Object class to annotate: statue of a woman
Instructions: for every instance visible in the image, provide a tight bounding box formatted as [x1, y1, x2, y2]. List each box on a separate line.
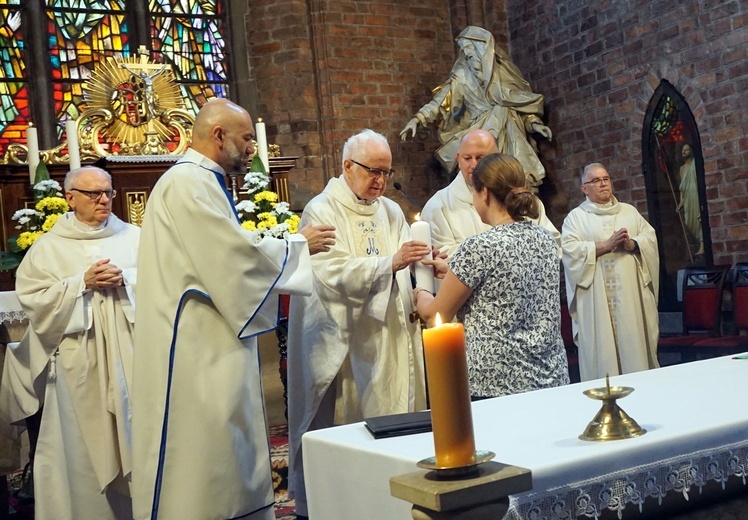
[400, 26, 552, 188]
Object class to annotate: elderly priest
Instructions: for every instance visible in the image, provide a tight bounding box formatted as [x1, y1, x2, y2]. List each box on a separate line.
[3, 166, 139, 519]
[561, 162, 660, 381]
[287, 129, 430, 519]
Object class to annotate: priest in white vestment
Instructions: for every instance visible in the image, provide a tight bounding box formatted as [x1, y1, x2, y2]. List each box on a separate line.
[2, 166, 139, 520]
[287, 130, 429, 518]
[561, 163, 660, 381]
[131, 99, 334, 520]
[421, 129, 560, 260]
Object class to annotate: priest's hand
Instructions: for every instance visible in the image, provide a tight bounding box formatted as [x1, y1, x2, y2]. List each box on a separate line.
[84, 259, 123, 290]
[392, 240, 431, 272]
[596, 228, 628, 256]
[300, 224, 336, 255]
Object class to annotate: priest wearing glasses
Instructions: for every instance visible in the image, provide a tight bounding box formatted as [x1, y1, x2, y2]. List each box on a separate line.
[561, 162, 660, 382]
[287, 129, 430, 519]
[7, 166, 139, 519]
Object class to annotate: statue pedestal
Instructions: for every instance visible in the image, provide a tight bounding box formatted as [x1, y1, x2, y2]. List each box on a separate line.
[390, 461, 532, 520]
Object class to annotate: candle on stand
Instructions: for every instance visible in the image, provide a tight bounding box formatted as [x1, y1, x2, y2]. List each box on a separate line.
[65, 119, 81, 171]
[422, 315, 476, 468]
[410, 216, 435, 294]
[255, 118, 269, 173]
[26, 125, 39, 185]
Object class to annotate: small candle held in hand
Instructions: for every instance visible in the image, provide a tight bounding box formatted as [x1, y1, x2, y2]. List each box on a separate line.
[26, 125, 39, 184]
[422, 314, 476, 468]
[410, 216, 435, 294]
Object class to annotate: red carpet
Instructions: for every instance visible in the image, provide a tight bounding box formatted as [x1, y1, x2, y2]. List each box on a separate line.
[270, 424, 297, 520]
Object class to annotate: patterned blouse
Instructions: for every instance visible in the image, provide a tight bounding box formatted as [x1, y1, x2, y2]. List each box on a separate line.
[451, 220, 569, 397]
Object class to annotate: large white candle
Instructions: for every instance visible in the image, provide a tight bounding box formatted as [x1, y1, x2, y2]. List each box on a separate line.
[26, 125, 39, 184]
[66, 119, 81, 171]
[410, 217, 435, 294]
[255, 118, 269, 173]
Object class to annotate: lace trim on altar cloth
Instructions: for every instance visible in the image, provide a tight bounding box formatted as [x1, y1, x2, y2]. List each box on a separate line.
[0, 310, 26, 324]
[505, 441, 748, 520]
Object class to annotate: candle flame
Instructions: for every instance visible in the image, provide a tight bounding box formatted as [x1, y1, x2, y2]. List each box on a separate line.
[415, 212, 421, 221]
[434, 313, 443, 327]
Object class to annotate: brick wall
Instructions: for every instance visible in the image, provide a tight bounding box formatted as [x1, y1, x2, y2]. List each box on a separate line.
[244, 0, 324, 198]
[244, 0, 461, 213]
[507, 0, 748, 266]
[243, 0, 746, 265]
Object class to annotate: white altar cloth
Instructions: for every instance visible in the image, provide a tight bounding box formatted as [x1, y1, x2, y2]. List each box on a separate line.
[0, 291, 25, 324]
[302, 355, 748, 519]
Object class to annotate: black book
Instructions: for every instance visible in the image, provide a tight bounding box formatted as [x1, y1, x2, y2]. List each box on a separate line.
[364, 411, 432, 439]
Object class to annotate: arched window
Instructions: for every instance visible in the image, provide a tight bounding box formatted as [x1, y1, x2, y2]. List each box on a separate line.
[0, 0, 230, 155]
[642, 79, 711, 311]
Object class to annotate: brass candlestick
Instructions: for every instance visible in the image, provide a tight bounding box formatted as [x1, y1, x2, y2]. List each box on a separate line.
[579, 374, 646, 442]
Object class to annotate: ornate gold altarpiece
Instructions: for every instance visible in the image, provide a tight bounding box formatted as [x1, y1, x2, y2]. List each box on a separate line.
[0, 47, 297, 290]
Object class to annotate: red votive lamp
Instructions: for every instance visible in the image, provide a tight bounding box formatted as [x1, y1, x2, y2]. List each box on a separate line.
[422, 314, 476, 467]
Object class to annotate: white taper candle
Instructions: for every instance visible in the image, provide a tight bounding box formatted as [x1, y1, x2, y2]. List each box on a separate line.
[255, 118, 269, 173]
[410, 217, 435, 294]
[26, 125, 39, 185]
[66, 119, 81, 171]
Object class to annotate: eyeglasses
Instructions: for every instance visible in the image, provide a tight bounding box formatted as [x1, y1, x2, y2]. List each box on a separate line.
[70, 188, 117, 201]
[350, 159, 395, 180]
[583, 177, 611, 186]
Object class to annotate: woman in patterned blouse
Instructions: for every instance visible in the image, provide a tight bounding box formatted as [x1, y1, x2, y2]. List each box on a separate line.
[415, 153, 569, 398]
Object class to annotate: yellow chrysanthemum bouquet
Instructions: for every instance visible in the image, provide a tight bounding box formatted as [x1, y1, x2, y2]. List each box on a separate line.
[0, 164, 69, 270]
[236, 160, 300, 242]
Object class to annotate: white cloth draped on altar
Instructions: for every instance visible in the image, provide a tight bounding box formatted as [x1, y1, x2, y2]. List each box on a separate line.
[302, 355, 748, 520]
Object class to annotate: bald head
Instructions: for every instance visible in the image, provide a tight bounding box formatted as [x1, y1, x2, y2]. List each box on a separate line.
[191, 98, 256, 174]
[456, 129, 498, 184]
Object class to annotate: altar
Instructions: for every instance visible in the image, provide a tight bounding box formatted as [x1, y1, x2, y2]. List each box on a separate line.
[302, 355, 748, 519]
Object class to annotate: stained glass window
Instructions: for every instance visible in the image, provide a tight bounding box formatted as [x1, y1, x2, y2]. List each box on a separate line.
[0, 1, 27, 153]
[643, 80, 710, 311]
[148, 0, 229, 114]
[0, 0, 229, 157]
[45, 0, 130, 137]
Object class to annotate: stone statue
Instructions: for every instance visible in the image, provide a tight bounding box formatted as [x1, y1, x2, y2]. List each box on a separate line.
[676, 143, 703, 256]
[400, 26, 552, 188]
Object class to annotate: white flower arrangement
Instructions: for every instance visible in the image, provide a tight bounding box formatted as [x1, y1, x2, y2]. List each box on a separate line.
[237, 171, 299, 242]
[1, 178, 69, 270]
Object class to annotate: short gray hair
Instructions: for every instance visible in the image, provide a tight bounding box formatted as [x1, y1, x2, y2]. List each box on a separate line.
[341, 129, 389, 169]
[581, 162, 606, 184]
[64, 166, 112, 191]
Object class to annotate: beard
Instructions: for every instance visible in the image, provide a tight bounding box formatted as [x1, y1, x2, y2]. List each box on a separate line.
[224, 139, 248, 175]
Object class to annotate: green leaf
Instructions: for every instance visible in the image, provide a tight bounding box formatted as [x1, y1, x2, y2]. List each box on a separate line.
[248, 154, 266, 174]
[34, 160, 50, 184]
[0, 251, 22, 271]
[7, 235, 23, 254]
